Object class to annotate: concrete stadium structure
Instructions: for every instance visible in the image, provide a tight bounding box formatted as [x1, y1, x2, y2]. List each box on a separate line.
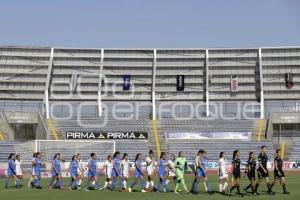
[0, 46, 300, 163]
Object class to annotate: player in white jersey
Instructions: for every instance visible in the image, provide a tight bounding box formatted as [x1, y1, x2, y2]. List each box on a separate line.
[166, 154, 176, 187]
[15, 154, 23, 179]
[99, 155, 113, 190]
[121, 153, 130, 191]
[28, 153, 36, 187]
[218, 152, 229, 193]
[145, 150, 155, 191]
[76, 154, 84, 187]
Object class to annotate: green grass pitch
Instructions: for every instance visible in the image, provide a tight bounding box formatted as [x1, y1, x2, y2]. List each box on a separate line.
[0, 172, 299, 200]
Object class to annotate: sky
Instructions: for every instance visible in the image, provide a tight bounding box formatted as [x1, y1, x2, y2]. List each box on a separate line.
[0, 0, 299, 48]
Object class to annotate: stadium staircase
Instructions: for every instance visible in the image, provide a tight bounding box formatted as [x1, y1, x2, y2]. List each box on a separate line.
[0, 111, 14, 140]
[148, 119, 169, 159]
[47, 118, 63, 140]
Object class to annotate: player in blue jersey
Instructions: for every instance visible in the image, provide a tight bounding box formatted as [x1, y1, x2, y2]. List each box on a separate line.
[129, 153, 147, 193]
[155, 152, 170, 193]
[191, 150, 212, 194]
[111, 151, 123, 191]
[85, 153, 100, 190]
[48, 153, 64, 190]
[32, 152, 42, 189]
[68, 155, 80, 190]
[4, 153, 21, 188]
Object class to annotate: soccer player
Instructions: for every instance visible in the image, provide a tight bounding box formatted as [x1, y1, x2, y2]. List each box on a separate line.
[129, 153, 147, 193]
[174, 151, 189, 194]
[68, 155, 80, 190]
[99, 154, 113, 190]
[121, 153, 130, 191]
[145, 150, 155, 191]
[166, 154, 176, 188]
[244, 152, 257, 196]
[28, 153, 36, 187]
[111, 151, 122, 191]
[270, 149, 290, 194]
[85, 153, 100, 190]
[15, 154, 23, 180]
[256, 145, 273, 195]
[229, 150, 243, 196]
[191, 150, 212, 194]
[49, 153, 64, 190]
[155, 152, 170, 193]
[76, 153, 84, 187]
[4, 153, 20, 188]
[32, 152, 42, 189]
[218, 152, 229, 194]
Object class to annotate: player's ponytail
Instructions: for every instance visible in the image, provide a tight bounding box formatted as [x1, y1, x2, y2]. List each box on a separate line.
[72, 155, 76, 161]
[113, 151, 120, 158]
[219, 152, 224, 158]
[233, 150, 238, 160]
[135, 153, 141, 161]
[8, 153, 14, 160]
[160, 152, 166, 159]
[248, 152, 253, 160]
[122, 153, 128, 160]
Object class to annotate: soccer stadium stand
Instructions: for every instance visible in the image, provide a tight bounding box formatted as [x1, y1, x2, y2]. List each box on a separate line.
[0, 45, 300, 167]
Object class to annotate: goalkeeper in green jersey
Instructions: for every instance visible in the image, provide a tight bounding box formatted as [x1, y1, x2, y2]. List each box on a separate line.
[174, 151, 189, 194]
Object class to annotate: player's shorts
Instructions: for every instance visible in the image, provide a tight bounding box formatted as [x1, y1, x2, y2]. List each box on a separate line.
[274, 170, 285, 179]
[70, 172, 79, 177]
[134, 170, 143, 178]
[232, 171, 241, 179]
[88, 171, 96, 178]
[168, 171, 176, 177]
[257, 168, 269, 178]
[247, 173, 255, 181]
[146, 167, 154, 176]
[195, 168, 206, 177]
[7, 170, 15, 177]
[111, 169, 121, 177]
[51, 170, 61, 177]
[219, 172, 228, 179]
[34, 169, 41, 177]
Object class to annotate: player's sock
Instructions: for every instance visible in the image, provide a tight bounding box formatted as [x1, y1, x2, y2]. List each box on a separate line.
[103, 181, 108, 188]
[78, 179, 82, 186]
[95, 181, 100, 189]
[150, 180, 154, 188]
[219, 183, 223, 192]
[28, 177, 33, 187]
[223, 182, 228, 191]
[111, 178, 116, 190]
[181, 179, 188, 191]
[166, 179, 170, 186]
[145, 181, 150, 189]
[237, 185, 241, 194]
[267, 183, 272, 192]
[57, 180, 62, 188]
[230, 186, 236, 193]
[282, 184, 286, 192]
[69, 178, 74, 188]
[174, 180, 180, 192]
[251, 186, 255, 195]
[162, 180, 169, 192]
[49, 179, 54, 187]
[192, 179, 199, 192]
[141, 180, 145, 189]
[205, 180, 212, 192]
[244, 183, 251, 191]
[16, 179, 20, 188]
[123, 180, 127, 189]
[130, 181, 137, 189]
[255, 183, 259, 193]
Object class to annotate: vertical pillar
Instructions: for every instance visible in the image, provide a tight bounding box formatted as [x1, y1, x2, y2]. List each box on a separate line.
[45, 48, 54, 119]
[205, 49, 210, 117]
[152, 49, 157, 120]
[98, 48, 104, 116]
[258, 48, 264, 119]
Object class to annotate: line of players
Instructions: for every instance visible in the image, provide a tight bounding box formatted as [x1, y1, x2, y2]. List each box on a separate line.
[4, 146, 289, 196]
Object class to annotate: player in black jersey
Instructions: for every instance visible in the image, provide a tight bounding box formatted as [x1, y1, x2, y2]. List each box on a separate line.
[244, 152, 257, 196]
[270, 149, 290, 194]
[256, 145, 273, 195]
[229, 150, 243, 196]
